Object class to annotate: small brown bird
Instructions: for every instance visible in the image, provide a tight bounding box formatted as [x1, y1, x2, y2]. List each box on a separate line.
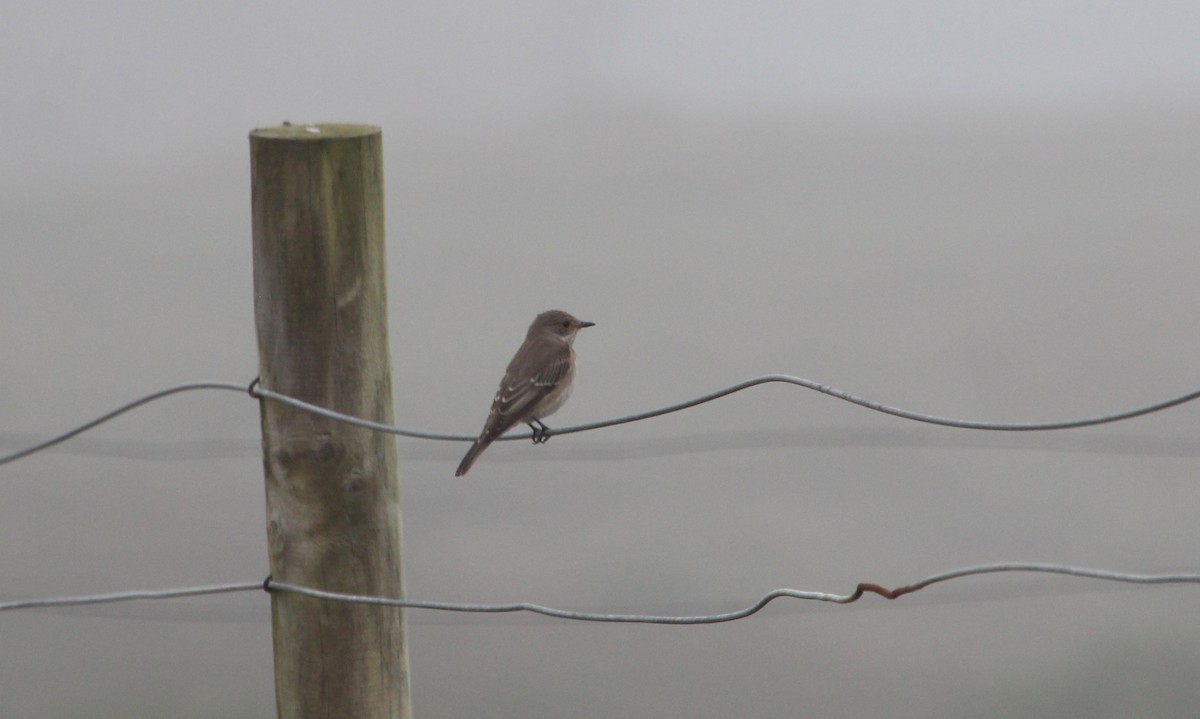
[455, 310, 595, 476]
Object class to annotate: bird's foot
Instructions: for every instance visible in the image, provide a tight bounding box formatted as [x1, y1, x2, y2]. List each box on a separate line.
[529, 419, 551, 444]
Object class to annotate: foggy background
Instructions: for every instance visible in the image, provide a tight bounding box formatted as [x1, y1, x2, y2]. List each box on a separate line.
[3, 2, 1200, 717]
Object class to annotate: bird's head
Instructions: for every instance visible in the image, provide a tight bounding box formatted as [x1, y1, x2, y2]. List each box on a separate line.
[531, 310, 595, 342]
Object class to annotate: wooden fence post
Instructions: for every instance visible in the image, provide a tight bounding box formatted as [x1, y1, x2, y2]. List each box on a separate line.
[249, 123, 410, 719]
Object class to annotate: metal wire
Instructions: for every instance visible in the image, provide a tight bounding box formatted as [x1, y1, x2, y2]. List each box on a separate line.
[4, 382, 1196, 627]
[0, 582, 262, 611]
[0, 382, 249, 467]
[4, 564, 1197, 623]
[251, 377, 1200, 441]
[265, 564, 1200, 623]
[3, 376, 1199, 467]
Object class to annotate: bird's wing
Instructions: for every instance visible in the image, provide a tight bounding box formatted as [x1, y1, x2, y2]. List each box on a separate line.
[495, 350, 570, 416]
[528, 351, 572, 388]
[481, 343, 572, 438]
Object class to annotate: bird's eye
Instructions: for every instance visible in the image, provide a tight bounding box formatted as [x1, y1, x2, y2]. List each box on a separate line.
[562, 320, 571, 328]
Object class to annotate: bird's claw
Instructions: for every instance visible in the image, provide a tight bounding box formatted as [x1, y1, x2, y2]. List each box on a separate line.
[529, 419, 551, 444]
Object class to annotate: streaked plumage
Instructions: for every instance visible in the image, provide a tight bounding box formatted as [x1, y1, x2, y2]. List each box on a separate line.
[455, 310, 594, 476]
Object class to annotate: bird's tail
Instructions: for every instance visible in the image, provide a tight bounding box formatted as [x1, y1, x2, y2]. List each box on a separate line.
[455, 437, 493, 476]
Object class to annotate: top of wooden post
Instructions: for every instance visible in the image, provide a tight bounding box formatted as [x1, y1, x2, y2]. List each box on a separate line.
[250, 123, 381, 141]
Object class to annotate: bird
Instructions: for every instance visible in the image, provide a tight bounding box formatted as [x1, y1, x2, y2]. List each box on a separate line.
[455, 310, 595, 476]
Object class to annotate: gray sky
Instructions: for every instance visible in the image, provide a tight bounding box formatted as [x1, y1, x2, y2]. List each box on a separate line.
[3, 2, 1200, 717]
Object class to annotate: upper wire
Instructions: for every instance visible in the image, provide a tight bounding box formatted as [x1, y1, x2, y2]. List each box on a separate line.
[3, 376, 1199, 467]
[252, 375, 1200, 440]
[0, 382, 249, 467]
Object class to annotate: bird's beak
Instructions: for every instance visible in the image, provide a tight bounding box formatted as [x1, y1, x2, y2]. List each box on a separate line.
[579, 320, 596, 328]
